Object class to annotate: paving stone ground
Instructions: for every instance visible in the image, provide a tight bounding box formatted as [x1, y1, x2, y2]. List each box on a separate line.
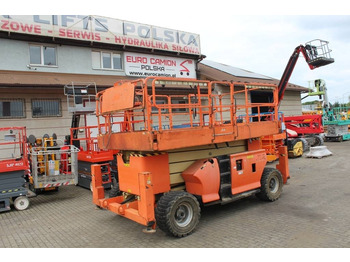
[0, 141, 349, 248]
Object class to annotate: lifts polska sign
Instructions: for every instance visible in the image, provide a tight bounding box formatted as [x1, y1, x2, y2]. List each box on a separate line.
[0, 15, 201, 55]
[124, 52, 196, 78]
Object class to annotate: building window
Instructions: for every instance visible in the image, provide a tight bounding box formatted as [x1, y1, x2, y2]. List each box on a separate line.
[0, 99, 25, 118]
[32, 99, 61, 118]
[171, 99, 188, 113]
[151, 100, 167, 114]
[29, 44, 57, 66]
[92, 51, 122, 70]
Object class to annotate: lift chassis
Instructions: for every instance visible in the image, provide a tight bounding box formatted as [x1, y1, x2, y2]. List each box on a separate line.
[92, 77, 290, 237]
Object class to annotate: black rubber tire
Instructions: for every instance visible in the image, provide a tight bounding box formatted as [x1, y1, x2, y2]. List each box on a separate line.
[155, 191, 201, 237]
[256, 167, 283, 202]
[300, 137, 309, 152]
[313, 134, 324, 147]
[109, 178, 121, 198]
[288, 138, 304, 158]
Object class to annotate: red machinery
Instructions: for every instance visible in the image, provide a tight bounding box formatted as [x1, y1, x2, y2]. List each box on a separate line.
[0, 127, 30, 212]
[285, 114, 324, 143]
[69, 124, 119, 191]
[276, 40, 334, 104]
[64, 82, 120, 191]
[91, 77, 289, 237]
[285, 114, 324, 136]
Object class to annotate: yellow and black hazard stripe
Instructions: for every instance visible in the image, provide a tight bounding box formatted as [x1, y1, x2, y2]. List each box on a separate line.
[129, 152, 166, 157]
[118, 152, 166, 158]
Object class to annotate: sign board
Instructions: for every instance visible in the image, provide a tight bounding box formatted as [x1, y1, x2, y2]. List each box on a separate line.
[124, 52, 196, 78]
[0, 15, 201, 55]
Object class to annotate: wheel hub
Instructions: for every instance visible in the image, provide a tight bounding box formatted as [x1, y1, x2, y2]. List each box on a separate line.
[175, 203, 193, 227]
[269, 177, 279, 194]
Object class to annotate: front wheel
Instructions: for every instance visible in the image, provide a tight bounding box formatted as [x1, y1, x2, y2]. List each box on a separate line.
[13, 196, 30, 211]
[256, 168, 283, 202]
[155, 191, 200, 237]
[108, 177, 122, 198]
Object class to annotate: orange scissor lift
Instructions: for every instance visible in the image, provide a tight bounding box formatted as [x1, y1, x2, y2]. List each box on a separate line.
[91, 77, 289, 237]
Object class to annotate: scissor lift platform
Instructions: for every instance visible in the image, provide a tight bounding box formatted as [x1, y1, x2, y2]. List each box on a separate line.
[96, 78, 282, 152]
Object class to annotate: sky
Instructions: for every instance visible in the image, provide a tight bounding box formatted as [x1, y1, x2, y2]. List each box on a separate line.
[6, 0, 350, 104]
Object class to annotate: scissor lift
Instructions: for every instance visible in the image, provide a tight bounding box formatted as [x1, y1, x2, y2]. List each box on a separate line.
[0, 127, 29, 212]
[323, 106, 350, 142]
[64, 82, 117, 190]
[91, 77, 290, 237]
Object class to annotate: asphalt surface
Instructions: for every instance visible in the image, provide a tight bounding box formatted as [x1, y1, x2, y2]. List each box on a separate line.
[0, 141, 349, 248]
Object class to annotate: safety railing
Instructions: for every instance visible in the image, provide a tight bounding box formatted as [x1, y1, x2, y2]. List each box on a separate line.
[0, 127, 29, 172]
[323, 106, 350, 124]
[70, 123, 125, 152]
[305, 39, 333, 61]
[29, 144, 79, 188]
[64, 82, 97, 114]
[96, 77, 279, 136]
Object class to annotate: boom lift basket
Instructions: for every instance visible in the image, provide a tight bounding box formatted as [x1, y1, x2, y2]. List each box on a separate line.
[304, 39, 334, 68]
[29, 144, 79, 189]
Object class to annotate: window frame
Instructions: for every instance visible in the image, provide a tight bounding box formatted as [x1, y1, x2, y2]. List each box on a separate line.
[29, 44, 58, 67]
[151, 99, 167, 114]
[0, 98, 26, 119]
[91, 50, 123, 71]
[171, 98, 189, 113]
[31, 98, 62, 118]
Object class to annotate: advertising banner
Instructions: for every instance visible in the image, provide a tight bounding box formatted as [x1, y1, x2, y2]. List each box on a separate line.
[124, 52, 196, 78]
[0, 15, 201, 55]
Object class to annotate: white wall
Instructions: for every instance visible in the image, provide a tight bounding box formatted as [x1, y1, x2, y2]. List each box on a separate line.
[0, 38, 125, 76]
[0, 88, 71, 143]
[279, 90, 303, 116]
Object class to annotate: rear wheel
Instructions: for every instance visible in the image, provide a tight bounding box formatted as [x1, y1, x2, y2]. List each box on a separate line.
[109, 184, 121, 198]
[313, 134, 324, 147]
[155, 191, 200, 237]
[13, 196, 30, 211]
[300, 137, 309, 151]
[288, 138, 304, 158]
[108, 177, 121, 198]
[256, 168, 283, 202]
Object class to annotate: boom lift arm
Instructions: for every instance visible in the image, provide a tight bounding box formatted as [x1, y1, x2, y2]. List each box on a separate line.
[277, 39, 334, 106]
[262, 40, 334, 160]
